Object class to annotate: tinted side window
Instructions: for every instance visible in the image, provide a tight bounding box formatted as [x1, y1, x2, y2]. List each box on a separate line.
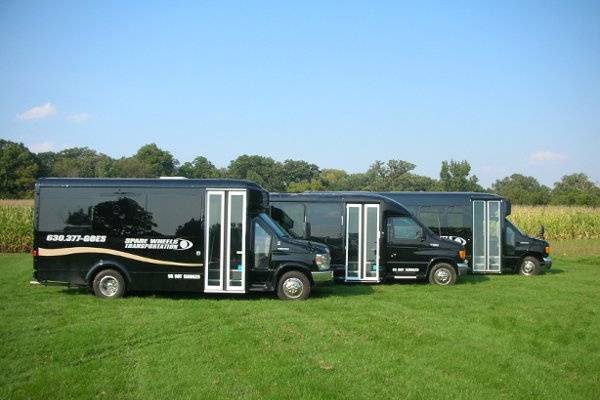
[92, 193, 154, 237]
[387, 217, 423, 242]
[38, 188, 94, 234]
[306, 203, 341, 239]
[146, 190, 203, 237]
[306, 203, 344, 264]
[270, 202, 305, 238]
[418, 206, 445, 235]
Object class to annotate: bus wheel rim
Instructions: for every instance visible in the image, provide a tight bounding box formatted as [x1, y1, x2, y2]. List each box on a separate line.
[99, 276, 119, 296]
[522, 260, 536, 275]
[283, 277, 303, 298]
[434, 268, 451, 285]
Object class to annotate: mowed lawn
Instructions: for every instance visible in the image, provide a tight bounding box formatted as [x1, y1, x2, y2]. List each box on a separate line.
[1, 253, 599, 399]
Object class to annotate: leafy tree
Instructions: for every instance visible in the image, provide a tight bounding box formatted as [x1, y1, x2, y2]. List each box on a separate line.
[363, 160, 438, 191]
[50, 147, 112, 177]
[550, 173, 600, 206]
[178, 156, 220, 178]
[287, 179, 325, 192]
[281, 160, 320, 186]
[109, 157, 155, 178]
[319, 169, 349, 190]
[227, 155, 285, 191]
[439, 160, 483, 192]
[134, 143, 178, 176]
[36, 151, 57, 177]
[0, 140, 39, 198]
[491, 174, 550, 205]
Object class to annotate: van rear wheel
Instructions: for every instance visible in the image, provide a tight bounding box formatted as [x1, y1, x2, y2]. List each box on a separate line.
[92, 269, 126, 299]
[429, 263, 457, 286]
[277, 271, 311, 300]
[520, 256, 542, 276]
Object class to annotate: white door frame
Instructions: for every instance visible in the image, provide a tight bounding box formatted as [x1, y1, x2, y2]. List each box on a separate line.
[205, 189, 247, 293]
[472, 200, 502, 273]
[345, 203, 380, 282]
[225, 191, 246, 292]
[362, 204, 380, 282]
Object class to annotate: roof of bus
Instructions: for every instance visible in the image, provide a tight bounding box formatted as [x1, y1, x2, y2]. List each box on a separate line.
[36, 177, 266, 191]
[378, 191, 505, 205]
[270, 192, 413, 214]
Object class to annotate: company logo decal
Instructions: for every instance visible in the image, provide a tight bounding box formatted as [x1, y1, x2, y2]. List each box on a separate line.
[440, 235, 467, 246]
[124, 238, 193, 250]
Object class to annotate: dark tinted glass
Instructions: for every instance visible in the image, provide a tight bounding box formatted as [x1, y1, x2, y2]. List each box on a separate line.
[418, 206, 445, 235]
[254, 221, 271, 269]
[270, 203, 305, 238]
[306, 203, 343, 264]
[146, 189, 203, 236]
[38, 188, 94, 233]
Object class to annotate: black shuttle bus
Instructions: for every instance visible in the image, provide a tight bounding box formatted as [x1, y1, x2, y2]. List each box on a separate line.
[32, 178, 333, 300]
[378, 192, 552, 275]
[270, 193, 469, 285]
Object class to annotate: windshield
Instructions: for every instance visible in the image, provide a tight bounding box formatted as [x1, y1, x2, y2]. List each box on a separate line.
[259, 213, 290, 238]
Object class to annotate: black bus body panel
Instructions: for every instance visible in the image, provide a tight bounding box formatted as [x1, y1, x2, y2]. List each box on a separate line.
[377, 192, 550, 273]
[33, 178, 330, 294]
[270, 192, 466, 282]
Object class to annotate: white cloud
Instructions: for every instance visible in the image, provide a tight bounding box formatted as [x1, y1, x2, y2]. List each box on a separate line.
[65, 113, 92, 123]
[28, 141, 56, 153]
[528, 150, 568, 163]
[16, 103, 57, 120]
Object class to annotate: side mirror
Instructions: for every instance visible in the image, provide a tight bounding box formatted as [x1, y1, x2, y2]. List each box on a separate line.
[305, 222, 311, 238]
[538, 224, 545, 239]
[419, 229, 426, 241]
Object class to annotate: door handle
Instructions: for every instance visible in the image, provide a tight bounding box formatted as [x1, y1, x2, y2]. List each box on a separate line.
[236, 251, 243, 255]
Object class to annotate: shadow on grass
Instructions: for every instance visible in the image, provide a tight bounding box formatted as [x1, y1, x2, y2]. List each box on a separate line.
[456, 274, 491, 285]
[57, 281, 374, 301]
[547, 268, 565, 275]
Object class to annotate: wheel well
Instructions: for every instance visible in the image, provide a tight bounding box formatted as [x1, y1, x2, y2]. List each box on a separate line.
[274, 265, 313, 286]
[427, 258, 458, 276]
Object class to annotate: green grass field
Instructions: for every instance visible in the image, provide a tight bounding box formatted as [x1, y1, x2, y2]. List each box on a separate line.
[1, 252, 599, 400]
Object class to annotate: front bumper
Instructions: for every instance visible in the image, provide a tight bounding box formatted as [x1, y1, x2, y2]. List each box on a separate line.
[457, 262, 470, 276]
[311, 270, 334, 284]
[543, 257, 552, 270]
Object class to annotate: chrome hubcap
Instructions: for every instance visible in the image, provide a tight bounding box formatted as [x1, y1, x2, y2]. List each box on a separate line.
[282, 277, 303, 299]
[434, 268, 451, 285]
[522, 260, 536, 275]
[99, 276, 119, 297]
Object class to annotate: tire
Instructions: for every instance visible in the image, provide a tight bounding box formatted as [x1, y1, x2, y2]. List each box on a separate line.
[277, 271, 311, 300]
[519, 256, 542, 276]
[92, 269, 126, 299]
[428, 263, 457, 286]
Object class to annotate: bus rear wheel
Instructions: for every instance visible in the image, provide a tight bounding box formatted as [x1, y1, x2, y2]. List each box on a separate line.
[92, 269, 126, 299]
[277, 271, 311, 300]
[519, 256, 542, 276]
[429, 263, 457, 286]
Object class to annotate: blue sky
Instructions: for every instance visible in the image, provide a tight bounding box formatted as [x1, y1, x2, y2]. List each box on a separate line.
[1, 1, 599, 187]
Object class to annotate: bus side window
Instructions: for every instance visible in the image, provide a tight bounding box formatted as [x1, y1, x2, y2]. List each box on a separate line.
[254, 221, 272, 270]
[270, 203, 305, 238]
[447, 206, 468, 237]
[506, 223, 516, 247]
[418, 206, 443, 236]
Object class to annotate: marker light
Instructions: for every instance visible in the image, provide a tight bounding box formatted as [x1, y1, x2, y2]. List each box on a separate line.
[545, 246, 550, 255]
[458, 249, 466, 261]
[31, 248, 38, 257]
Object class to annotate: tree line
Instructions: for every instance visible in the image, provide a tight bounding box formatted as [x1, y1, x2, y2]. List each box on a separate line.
[1, 139, 599, 206]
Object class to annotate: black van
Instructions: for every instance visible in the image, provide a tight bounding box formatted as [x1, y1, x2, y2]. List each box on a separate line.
[379, 192, 552, 275]
[270, 193, 468, 285]
[33, 178, 333, 300]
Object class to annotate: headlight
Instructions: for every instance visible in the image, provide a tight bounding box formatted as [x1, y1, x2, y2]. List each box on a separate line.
[315, 253, 330, 270]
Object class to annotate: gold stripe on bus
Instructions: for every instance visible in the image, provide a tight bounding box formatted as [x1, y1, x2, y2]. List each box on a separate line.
[38, 247, 203, 267]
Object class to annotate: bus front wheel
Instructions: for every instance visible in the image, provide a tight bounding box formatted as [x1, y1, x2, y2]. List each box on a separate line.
[429, 263, 457, 286]
[277, 271, 311, 300]
[519, 256, 542, 276]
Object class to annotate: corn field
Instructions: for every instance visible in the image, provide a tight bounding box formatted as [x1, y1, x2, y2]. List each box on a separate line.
[510, 206, 600, 240]
[1, 200, 599, 252]
[0, 203, 33, 253]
